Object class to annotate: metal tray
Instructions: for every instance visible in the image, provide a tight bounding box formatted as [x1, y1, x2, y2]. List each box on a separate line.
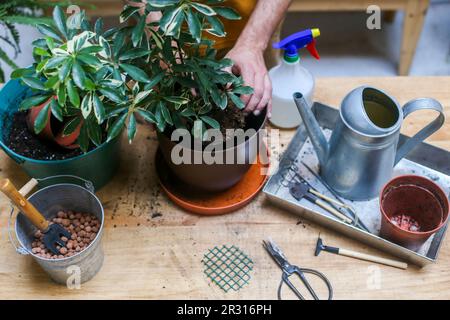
[264, 102, 450, 266]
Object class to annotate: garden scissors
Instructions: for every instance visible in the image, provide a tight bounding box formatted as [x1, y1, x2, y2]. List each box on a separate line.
[263, 239, 333, 300]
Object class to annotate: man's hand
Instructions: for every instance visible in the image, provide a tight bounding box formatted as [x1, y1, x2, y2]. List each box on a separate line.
[223, 0, 291, 118]
[225, 46, 272, 117]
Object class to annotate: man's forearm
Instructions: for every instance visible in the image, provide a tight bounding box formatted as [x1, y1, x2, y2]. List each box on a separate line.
[234, 0, 292, 51]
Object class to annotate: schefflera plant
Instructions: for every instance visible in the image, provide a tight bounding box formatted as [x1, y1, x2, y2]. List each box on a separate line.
[118, 0, 253, 139]
[12, 6, 159, 151]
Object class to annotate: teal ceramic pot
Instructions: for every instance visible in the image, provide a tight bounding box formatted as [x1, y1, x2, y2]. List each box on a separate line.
[0, 79, 121, 190]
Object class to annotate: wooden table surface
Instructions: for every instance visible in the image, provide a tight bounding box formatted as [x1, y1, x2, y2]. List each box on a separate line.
[1, 76, 449, 299]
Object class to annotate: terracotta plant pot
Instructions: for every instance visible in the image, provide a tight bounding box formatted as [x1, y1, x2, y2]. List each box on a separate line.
[157, 109, 267, 192]
[380, 175, 449, 251]
[27, 97, 82, 149]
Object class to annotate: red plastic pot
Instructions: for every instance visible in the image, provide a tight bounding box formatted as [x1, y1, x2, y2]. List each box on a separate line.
[380, 175, 449, 251]
[27, 97, 81, 149]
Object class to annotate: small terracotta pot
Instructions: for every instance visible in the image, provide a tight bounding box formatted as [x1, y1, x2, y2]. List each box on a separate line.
[380, 175, 449, 251]
[27, 97, 81, 149]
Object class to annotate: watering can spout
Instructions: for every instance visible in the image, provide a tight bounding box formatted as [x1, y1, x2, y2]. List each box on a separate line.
[293, 92, 329, 168]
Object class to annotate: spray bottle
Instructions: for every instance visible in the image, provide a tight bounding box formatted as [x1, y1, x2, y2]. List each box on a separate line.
[269, 28, 320, 128]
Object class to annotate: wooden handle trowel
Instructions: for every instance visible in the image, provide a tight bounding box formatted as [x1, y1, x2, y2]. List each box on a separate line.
[0, 179, 70, 255]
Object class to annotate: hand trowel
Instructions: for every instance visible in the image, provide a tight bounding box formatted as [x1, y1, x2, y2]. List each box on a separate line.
[0, 179, 70, 255]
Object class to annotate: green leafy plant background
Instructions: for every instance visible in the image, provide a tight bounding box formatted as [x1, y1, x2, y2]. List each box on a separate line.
[13, 0, 253, 153]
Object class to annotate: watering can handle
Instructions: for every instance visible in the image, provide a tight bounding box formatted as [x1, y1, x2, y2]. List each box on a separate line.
[395, 98, 445, 165]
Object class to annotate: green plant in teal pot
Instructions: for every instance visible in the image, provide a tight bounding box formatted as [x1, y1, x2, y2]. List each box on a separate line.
[0, 6, 149, 189]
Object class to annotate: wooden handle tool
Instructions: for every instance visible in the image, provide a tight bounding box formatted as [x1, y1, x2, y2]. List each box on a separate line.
[315, 236, 408, 270]
[338, 248, 408, 270]
[0, 179, 49, 231]
[315, 199, 353, 224]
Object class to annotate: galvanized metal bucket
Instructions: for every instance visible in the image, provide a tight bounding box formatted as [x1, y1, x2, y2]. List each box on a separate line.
[8, 175, 104, 285]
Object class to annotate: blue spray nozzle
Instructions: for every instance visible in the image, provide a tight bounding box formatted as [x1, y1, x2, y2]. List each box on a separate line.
[273, 28, 320, 61]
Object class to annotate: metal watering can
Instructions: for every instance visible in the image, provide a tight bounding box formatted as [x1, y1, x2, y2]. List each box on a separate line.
[293, 87, 445, 200]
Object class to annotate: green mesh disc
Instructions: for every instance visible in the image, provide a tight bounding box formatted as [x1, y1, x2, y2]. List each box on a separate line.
[202, 245, 254, 292]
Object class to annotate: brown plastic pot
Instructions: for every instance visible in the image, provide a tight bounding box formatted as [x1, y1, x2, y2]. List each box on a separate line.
[157, 109, 267, 192]
[380, 175, 449, 251]
[27, 97, 81, 149]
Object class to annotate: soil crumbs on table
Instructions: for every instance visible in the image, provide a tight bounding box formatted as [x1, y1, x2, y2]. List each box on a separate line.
[5, 112, 84, 160]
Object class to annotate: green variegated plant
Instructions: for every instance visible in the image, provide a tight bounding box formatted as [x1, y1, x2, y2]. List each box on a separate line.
[14, 0, 252, 154]
[117, 0, 253, 139]
[11, 6, 159, 151]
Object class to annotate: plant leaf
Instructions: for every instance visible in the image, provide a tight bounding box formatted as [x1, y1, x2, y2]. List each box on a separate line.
[58, 58, 73, 82]
[135, 90, 153, 105]
[100, 79, 123, 89]
[57, 84, 66, 106]
[120, 63, 151, 83]
[36, 24, 62, 42]
[186, 8, 201, 43]
[33, 47, 50, 57]
[44, 76, 59, 89]
[214, 7, 241, 20]
[180, 107, 196, 117]
[159, 101, 173, 125]
[0, 47, 18, 69]
[45, 56, 67, 69]
[94, 18, 104, 37]
[232, 86, 253, 95]
[79, 45, 104, 55]
[159, 6, 182, 33]
[92, 94, 105, 123]
[99, 36, 111, 58]
[228, 92, 245, 109]
[191, 3, 216, 16]
[210, 89, 227, 109]
[100, 88, 124, 104]
[81, 94, 93, 118]
[34, 101, 51, 134]
[67, 80, 80, 108]
[19, 95, 51, 111]
[119, 48, 150, 61]
[10, 68, 32, 79]
[149, 29, 163, 49]
[137, 109, 156, 124]
[200, 116, 220, 129]
[127, 113, 137, 143]
[168, 10, 185, 38]
[87, 117, 102, 146]
[143, 72, 165, 90]
[63, 117, 82, 136]
[163, 96, 189, 105]
[78, 124, 89, 153]
[53, 6, 68, 39]
[72, 60, 87, 89]
[50, 98, 63, 122]
[132, 15, 146, 47]
[148, 0, 180, 8]
[206, 16, 225, 37]
[22, 77, 46, 90]
[77, 54, 102, 67]
[107, 112, 127, 141]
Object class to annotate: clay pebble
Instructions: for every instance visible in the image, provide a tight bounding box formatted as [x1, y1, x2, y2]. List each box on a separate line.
[31, 211, 100, 259]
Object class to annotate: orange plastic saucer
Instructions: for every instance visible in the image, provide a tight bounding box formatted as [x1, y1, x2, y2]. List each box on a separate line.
[155, 149, 269, 215]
